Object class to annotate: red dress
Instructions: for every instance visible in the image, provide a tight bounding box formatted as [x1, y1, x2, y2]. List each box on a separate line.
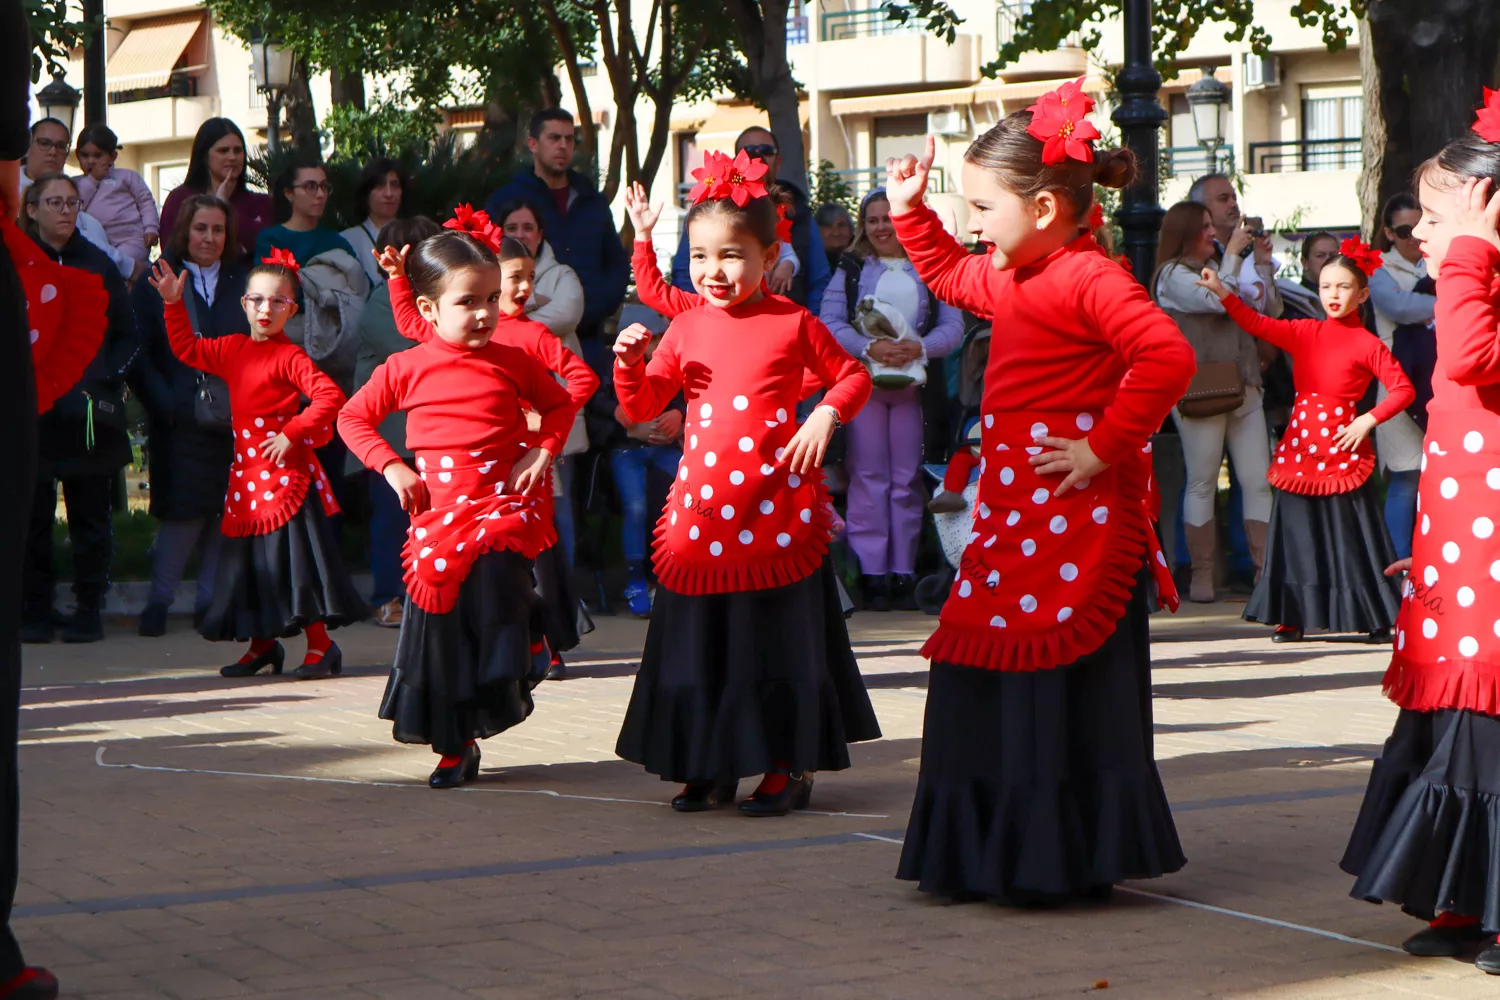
[892, 205, 1195, 671]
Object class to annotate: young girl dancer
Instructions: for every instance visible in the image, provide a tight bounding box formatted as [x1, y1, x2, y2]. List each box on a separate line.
[885, 81, 1196, 901]
[149, 252, 367, 678]
[1198, 243, 1414, 643]
[1341, 94, 1500, 973]
[377, 210, 599, 673]
[612, 153, 878, 816]
[339, 229, 579, 788]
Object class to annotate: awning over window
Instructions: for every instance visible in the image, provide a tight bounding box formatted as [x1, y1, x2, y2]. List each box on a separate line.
[107, 13, 205, 94]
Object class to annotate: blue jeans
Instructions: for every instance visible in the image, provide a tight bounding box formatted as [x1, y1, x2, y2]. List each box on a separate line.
[554, 456, 575, 566]
[1385, 469, 1419, 560]
[368, 470, 409, 606]
[610, 445, 682, 566]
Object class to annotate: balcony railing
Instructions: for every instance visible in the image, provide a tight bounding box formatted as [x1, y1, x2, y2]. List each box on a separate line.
[1163, 145, 1234, 179]
[820, 8, 923, 42]
[1247, 138, 1362, 173]
[996, 2, 1078, 51]
[787, 14, 809, 45]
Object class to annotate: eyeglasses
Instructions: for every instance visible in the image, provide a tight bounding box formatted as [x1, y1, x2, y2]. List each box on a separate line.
[292, 181, 332, 196]
[33, 137, 70, 154]
[41, 197, 82, 212]
[1390, 224, 1415, 240]
[242, 294, 295, 312]
[740, 143, 777, 161]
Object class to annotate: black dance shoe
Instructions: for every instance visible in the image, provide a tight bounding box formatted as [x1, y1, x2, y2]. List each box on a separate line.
[220, 642, 286, 677]
[293, 642, 343, 679]
[61, 604, 104, 643]
[1402, 922, 1490, 957]
[860, 575, 889, 612]
[429, 743, 480, 789]
[0, 967, 58, 1000]
[671, 780, 738, 812]
[1367, 628, 1394, 644]
[1271, 626, 1304, 643]
[137, 602, 168, 637]
[738, 771, 813, 817]
[1476, 940, 1500, 974]
[889, 574, 919, 612]
[544, 652, 566, 682]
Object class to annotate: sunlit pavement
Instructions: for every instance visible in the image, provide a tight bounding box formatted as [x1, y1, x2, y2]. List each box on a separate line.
[14, 602, 1491, 999]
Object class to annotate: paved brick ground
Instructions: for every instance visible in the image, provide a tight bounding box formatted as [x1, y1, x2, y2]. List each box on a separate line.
[12, 602, 1491, 998]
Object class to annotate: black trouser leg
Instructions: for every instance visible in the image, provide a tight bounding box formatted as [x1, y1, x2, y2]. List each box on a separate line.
[21, 478, 56, 620]
[59, 475, 114, 607]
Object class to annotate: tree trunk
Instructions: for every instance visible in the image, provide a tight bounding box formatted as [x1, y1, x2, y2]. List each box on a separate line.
[538, 0, 598, 160]
[329, 67, 366, 111]
[1362, 1, 1500, 232]
[728, 0, 808, 192]
[283, 60, 320, 158]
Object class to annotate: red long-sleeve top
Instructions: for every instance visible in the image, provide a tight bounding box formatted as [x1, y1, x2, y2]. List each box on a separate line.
[388, 274, 598, 409]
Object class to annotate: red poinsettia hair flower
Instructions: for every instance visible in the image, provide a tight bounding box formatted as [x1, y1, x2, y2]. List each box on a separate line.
[775, 203, 793, 243]
[444, 203, 502, 251]
[1088, 202, 1105, 230]
[1024, 76, 1100, 166]
[1475, 88, 1500, 143]
[1338, 236, 1382, 276]
[689, 149, 770, 206]
[261, 248, 300, 273]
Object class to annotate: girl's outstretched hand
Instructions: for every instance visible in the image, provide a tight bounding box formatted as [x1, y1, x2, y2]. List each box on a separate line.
[885, 134, 936, 216]
[511, 447, 552, 496]
[1454, 176, 1500, 250]
[613, 323, 653, 367]
[624, 182, 662, 240]
[1030, 435, 1109, 496]
[376, 244, 410, 282]
[149, 259, 186, 303]
[1195, 267, 1229, 300]
[383, 460, 429, 514]
[781, 406, 839, 476]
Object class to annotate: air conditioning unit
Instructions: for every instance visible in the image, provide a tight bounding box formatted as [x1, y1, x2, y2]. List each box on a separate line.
[1243, 54, 1281, 90]
[928, 108, 968, 137]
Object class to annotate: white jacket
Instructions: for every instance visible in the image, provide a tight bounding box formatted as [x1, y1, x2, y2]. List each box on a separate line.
[1369, 249, 1433, 473]
[524, 241, 589, 455]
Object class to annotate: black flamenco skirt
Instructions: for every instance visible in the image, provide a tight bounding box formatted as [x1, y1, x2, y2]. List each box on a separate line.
[199, 501, 368, 642]
[1341, 707, 1500, 928]
[1244, 481, 1402, 633]
[532, 540, 593, 654]
[382, 549, 542, 755]
[896, 571, 1186, 900]
[615, 560, 881, 783]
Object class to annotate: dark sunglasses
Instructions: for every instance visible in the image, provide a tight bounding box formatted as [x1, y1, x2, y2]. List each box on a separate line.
[740, 143, 777, 160]
[1389, 224, 1415, 240]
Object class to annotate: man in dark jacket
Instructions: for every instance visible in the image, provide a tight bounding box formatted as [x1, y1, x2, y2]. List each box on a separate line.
[484, 109, 629, 373]
[670, 126, 831, 314]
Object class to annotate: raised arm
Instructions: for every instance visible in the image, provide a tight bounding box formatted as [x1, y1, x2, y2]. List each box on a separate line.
[889, 202, 996, 317]
[1434, 236, 1500, 386]
[1221, 292, 1313, 353]
[632, 240, 701, 318]
[1364, 336, 1416, 424]
[280, 348, 348, 447]
[1081, 261, 1197, 465]
[161, 298, 232, 375]
[339, 360, 403, 473]
[799, 314, 872, 425]
[518, 319, 600, 408]
[387, 274, 434, 342]
[614, 325, 686, 423]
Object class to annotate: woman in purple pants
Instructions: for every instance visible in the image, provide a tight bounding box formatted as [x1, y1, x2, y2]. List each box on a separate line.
[820, 189, 963, 609]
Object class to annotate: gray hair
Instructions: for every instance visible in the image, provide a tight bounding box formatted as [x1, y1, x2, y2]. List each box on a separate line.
[1186, 172, 1232, 205]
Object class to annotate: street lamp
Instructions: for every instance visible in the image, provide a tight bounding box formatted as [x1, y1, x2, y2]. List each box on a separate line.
[36, 73, 82, 137]
[249, 28, 295, 154]
[1109, 0, 1168, 283]
[1185, 66, 1231, 163]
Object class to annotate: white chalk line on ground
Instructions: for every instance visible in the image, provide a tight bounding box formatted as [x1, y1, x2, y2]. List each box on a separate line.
[92, 746, 889, 819]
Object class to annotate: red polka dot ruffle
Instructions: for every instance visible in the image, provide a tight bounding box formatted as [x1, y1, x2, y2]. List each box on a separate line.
[1267, 392, 1374, 496]
[221, 415, 339, 537]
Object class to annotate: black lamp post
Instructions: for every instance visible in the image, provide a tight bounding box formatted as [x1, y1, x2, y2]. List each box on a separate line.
[249, 28, 296, 155]
[36, 73, 82, 137]
[82, 0, 105, 125]
[1109, 0, 1167, 284]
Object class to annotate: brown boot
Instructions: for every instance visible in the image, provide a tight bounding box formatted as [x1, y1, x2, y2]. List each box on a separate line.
[1245, 519, 1269, 584]
[1184, 520, 1218, 603]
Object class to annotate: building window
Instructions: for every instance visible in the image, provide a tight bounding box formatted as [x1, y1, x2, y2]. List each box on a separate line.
[249, 70, 265, 110]
[1301, 85, 1361, 172]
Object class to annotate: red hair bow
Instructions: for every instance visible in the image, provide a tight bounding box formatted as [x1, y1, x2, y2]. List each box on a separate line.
[775, 203, 793, 243]
[444, 204, 503, 251]
[1338, 236, 1382, 276]
[1024, 77, 1100, 166]
[261, 248, 299, 273]
[688, 149, 769, 207]
[1474, 88, 1500, 143]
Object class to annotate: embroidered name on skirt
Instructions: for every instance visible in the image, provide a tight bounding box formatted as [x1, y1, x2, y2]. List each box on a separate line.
[1384, 411, 1500, 714]
[654, 397, 831, 595]
[1268, 392, 1373, 495]
[222, 415, 339, 536]
[403, 445, 555, 615]
[920, 409, 1155, 671]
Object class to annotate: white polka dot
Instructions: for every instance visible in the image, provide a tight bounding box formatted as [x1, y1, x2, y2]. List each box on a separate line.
[984, 535, 997, 548]
[1156, 549, 1168, 567]
[788, 474, 801, 488]
[733, 395, 749, 411]
[26, 329, 36, 344]
[689, 435, 698, 450]
[1020, 594, 1038, 613]
[1495, 620, 1500, 639]
[700, 403, 712, 419]
[761, 464, 775, 476]
[439, 472, 452, 483]
[433, 557, 447, 572]
[800, 508, 812, 523]
[760, 500, 775, 515]
[721, 505, 736, 519]
[1058, 607, 1073, 622]
[1026, 446, 1042, 456]
[1398, 629, 1406, 650]
[1006, 510, 1021, 527]
[417, 457, 427, 470]
[978, 503, 992, 520]
[1444, 541, 1462, 563]
[1309, 444, 1318, 454]
[1318, 412, 1328, 422]
[1423, 618, 1438, 640]
[440, 455, 454, 469]
[1092, 506, 1109, 524]
[1421, 515, 1431, 535]
[280, 476, 290, 486]
[776, 532, 791, 547]
[1030, 422, 1048, 439]
[39, 283, 56, 303]
[671, 511, 678, 525]
[776, 408, 788, 423]
[682, 494, 694, 508]
[416, 527, 428, 539]
[259, 470, 270, 480]
[1422, 455, 1429, 471]
[984, 414, 994, 428]
[996, 466, 1015, 487]
[1031, 488, 1049, 505]
[1492, 561, 1500, 582]
[242, 430, 251, 439]
[1461, 636, 1480, 657]
[1424, 565, 1439, 587]
[1459, 586, 1477, 607]
[703, 452, 717, 468]
[247, 447, 256, 458]
[1021, 539, 1037, 556]
[990, 615, 1007, 628]
[1467, 431, 1486, 453]
[249, 500, 256, 509]
[689, 525, 699, 540]
[1477, 517, 1496, 539]
[233, 492, 240, 501]
[262, 491, 273, 501]
[996, 443, 1009, 452]
[1049, 516, 1067, 534]
[679, 466, 690, 481]
[710, 541, 723, 556]
[699, 420, 711, 428]
[775, 448, 785, 461]
[1060, 563, 1079, 581]
[254, 417, 265, 428]
[1489, 469, 1500, 490]
[739, 437, 754, 452]
[987, 570, 1000, 588]
[1441, 478, 1459, 499]
[958, 580, 973, 598]
[700, 484, 714, 500]
[738, 530, 753, 545]
[1076, 414, 1094, 432]
[1320, 428, 1330, 438]
[729, 470, 745, 485]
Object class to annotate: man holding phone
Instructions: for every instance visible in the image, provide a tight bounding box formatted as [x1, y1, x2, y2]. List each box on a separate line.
[1188, 173, 1284, 318]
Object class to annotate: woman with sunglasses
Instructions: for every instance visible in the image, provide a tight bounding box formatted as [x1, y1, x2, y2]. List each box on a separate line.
[1369, 193, 1436, 561]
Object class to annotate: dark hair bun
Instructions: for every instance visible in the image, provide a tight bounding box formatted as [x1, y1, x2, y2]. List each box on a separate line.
[1092, 148, 1139, 190]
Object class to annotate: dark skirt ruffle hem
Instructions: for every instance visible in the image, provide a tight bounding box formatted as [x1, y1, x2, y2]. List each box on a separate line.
[614, 560, 881, 783]
[1244, 481, 1402, 633]
[382, 549, 542, 755]
[199, 499, 368, 642]
[896, 571, 1186, 900]
[533, 540, 593, 654]
[1341, 707, 1500, 928]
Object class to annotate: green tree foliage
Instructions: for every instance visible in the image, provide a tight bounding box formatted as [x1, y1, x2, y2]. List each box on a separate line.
[25, 0, 101, 82]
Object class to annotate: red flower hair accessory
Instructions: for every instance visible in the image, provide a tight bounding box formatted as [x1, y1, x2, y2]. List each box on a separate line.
[444, 204, 503, 251]
[775, 203, 793, 243]
[261, 248, 299, 273]
[1474, 87, 1500, 143]
[1024, 77, 1100, 166]
[1088, 202, 1105, 230]
[1338, 236, 1382, 276]
[688, 149, 769, 207]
